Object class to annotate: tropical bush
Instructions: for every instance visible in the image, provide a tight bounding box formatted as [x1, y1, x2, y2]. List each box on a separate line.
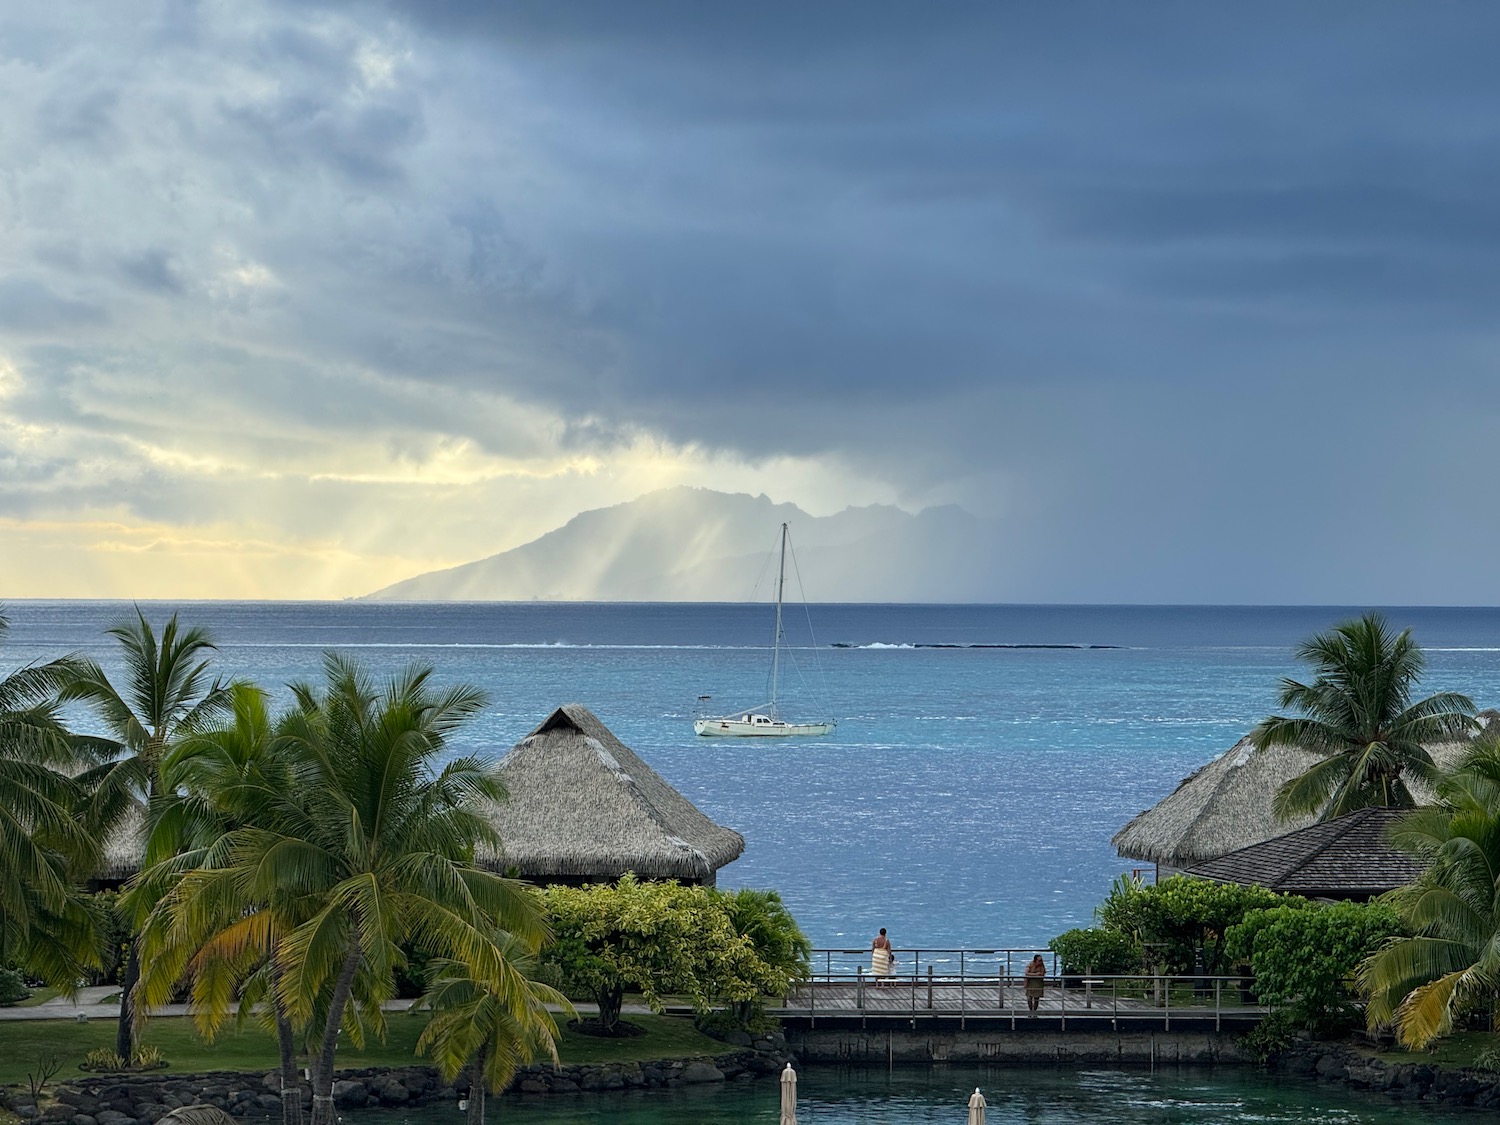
[542, 875, 809, 1034]
[1227, 900, 1402, 1033]
[1047, 928, 1138, 976]
[1093, 875, 1297, 975]
[0, 967, 31, 1005]
[81, 1048, 124, 1072]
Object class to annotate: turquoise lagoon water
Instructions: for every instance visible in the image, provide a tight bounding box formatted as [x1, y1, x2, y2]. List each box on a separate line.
[353, 1065, 1477, 1124]
[8, 601, 1500, 950]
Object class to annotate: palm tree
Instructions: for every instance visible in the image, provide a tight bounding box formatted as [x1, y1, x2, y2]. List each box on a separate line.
[1359, 738, 1500, 1047]
[1251, 613, 1476, 821]
[0, 606, 104, 983]
[145, 653, 547, 1125]
[417, 932, 568, 1125]
[63, 609, 235, 1062]
[132, 683, 311, 1125]
[719, 888, 811, 1022]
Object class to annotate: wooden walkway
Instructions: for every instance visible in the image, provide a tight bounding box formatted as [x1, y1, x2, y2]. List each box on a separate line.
[771, 979, 1267, 1029]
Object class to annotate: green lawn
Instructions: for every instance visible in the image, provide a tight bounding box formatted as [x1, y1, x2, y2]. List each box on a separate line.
[1368, 1031, 1500, 1070]
[0, 1014, 725, 1087]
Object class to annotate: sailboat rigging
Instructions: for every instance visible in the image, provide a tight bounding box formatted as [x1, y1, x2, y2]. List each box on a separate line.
[693, 523, 836, 738]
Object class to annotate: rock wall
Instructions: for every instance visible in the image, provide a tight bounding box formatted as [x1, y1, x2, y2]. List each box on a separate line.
[1275, 1040, 1500, 1109]
[2, 1040, 792, 1125]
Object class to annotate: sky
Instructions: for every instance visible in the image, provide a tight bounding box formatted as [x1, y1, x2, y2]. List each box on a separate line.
[3, 1, 1500, 602]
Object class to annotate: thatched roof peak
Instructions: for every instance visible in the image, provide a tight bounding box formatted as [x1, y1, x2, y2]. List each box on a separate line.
[1113, 709, 1500, 869]
[482, 703, 744, 884]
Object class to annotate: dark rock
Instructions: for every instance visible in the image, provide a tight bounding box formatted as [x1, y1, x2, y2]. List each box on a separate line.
[548, 1079, 578, 1094]
[1314, 1055, 1347, 1081]
[679, 1062, 725, 1084]
[15, 1107, 41, 1120]
[517, 1080, 546, 1095]
[329, 1081, 367, 1110]
[723, 1031, 753, 1048]
[43, 1107, 78, 1122]
[135, 1105, 168, 1122]
[71, 1116, 98, 1125]
[1432, 1070, 1483, 1102]
[254, 1095, 282, 1111]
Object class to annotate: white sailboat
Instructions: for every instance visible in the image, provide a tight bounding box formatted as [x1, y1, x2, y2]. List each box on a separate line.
[694, 523, 836, 738]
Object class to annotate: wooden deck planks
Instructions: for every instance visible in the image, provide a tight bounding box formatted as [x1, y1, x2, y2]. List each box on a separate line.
[774, 981, 1263, 1018]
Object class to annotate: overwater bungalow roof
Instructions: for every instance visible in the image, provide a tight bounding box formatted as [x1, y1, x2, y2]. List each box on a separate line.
[479, 703, 744, 885]
[1180, 807, 1424, 899]
[1112, 710, 1500, 869]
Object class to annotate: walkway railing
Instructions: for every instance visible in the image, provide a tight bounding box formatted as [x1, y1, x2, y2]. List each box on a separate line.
[774, 949, 1266, 1031]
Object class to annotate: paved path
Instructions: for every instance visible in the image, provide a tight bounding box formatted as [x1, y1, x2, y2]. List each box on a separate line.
[0, 993, 641, 1022]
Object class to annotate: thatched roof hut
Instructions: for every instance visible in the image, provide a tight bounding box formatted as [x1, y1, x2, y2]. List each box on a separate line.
[480, 703, 744, 886]
[1113, 710, 1500, 871]
[1180, 807, 1424, 900]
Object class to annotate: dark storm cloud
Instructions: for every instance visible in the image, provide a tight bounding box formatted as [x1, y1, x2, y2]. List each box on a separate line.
[302, 0, 1500, 438]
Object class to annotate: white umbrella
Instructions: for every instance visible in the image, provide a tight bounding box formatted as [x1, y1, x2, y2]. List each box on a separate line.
[780, 1063, 798, 1125]
[967, 1087, 987, 1125]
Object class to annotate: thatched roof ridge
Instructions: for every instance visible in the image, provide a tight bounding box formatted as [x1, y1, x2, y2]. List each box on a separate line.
[98, 801, 145, 880]
[1181, 807, 1425, 899]
[1113, 710, 1500, 868]
[480, 703, 744, 882]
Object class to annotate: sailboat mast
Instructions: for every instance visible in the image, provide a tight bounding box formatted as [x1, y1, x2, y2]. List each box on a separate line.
[770, 522, 787, 719]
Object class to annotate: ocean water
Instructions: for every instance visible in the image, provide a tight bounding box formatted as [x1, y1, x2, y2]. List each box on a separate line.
[6, 601, 1500, 950]
[354, 1064, 1478, 1124]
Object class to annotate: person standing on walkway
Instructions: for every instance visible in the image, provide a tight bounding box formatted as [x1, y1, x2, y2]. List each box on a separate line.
[1024, 954, 1047, 1013]
[871, 927, 895, 980]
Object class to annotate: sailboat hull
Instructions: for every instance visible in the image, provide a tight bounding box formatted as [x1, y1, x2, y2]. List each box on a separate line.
[694, 716, 836, 738]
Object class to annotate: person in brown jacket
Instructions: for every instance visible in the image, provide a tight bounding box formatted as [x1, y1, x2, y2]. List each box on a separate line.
[1024, 954, 1046, 1013]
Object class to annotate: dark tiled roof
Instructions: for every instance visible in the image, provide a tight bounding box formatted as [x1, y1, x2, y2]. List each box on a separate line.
[1180, 807, 1425, 899]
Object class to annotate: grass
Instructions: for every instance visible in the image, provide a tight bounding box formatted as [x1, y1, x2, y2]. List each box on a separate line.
[1367, 1031, 1500, 1070]
[0, 1014, 725, 1087]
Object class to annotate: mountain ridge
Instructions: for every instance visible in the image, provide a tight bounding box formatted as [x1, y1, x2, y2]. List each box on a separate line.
[364, 486, 1001, 601]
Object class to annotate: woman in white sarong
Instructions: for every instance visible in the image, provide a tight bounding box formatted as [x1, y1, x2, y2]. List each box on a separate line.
[871, 927, 895, 978]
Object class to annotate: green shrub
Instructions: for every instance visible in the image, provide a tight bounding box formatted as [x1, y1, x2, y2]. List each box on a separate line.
[0, 968, 32, 1006]
[1047, 928, 1138, 975]
[1096, 875, 1303, 975]
[131, 1045, 166, 1069]
[1226, 899, 1402, 1033]
[1238, 1009, 1299, 1065]
[82, 1048, 124, 1072]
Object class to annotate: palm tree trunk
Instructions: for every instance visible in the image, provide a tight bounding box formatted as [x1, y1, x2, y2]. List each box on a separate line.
[309, 934, 363, 1125]
[466, 1044, 488, 1125]
[276, 1002, 304, 1125]
[114, 940, 140, 1064]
